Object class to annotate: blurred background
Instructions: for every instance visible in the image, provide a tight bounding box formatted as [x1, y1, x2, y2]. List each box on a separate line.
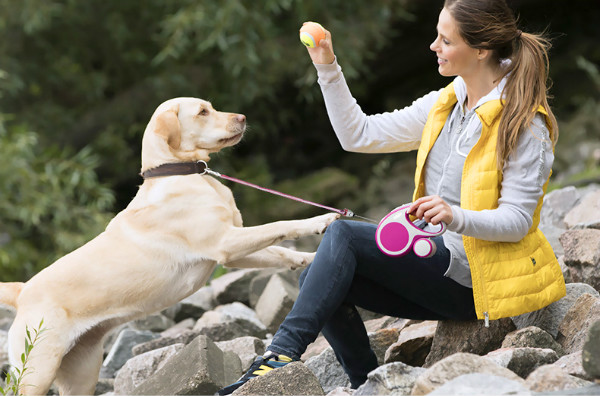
[1, 0, 599, 281]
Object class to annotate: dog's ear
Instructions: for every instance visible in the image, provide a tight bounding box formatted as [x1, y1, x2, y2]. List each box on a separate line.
[154, 105, 181, 150]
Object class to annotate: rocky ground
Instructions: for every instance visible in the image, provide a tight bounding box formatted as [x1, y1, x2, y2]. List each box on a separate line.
[1, 184, 599, 395]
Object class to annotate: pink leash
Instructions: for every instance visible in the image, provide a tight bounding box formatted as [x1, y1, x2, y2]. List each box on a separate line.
[202, 163, 376, 223]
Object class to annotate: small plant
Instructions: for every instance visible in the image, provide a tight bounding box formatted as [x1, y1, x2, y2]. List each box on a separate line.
[1, 319, 46, 396]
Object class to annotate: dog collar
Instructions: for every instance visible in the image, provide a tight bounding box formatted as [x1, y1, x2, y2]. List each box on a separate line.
[140, 161, 208, 179]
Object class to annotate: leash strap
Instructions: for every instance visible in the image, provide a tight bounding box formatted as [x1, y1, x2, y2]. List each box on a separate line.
[141, 160, 377, 223]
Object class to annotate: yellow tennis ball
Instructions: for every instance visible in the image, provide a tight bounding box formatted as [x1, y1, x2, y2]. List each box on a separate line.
[299, 22, 326, 48]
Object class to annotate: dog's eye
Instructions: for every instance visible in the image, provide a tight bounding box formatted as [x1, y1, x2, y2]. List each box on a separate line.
[198, 108, 209, 116]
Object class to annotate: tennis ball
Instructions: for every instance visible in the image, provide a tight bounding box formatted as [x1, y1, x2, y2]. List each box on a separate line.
[299, 22, 326, 48]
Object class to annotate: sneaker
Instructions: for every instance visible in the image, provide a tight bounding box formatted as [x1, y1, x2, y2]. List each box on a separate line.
[216, 352, 295, 395]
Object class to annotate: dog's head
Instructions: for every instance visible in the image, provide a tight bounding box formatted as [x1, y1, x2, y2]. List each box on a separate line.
[141, 97, 246, 172]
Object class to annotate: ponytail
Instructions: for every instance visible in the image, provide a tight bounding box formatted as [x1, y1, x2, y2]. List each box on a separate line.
[497, 32, 558, 169]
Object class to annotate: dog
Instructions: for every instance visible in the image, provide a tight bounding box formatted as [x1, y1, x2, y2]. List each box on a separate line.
[0, 97, 339, 395]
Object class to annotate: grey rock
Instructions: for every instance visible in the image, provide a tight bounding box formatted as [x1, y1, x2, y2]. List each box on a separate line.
[557, 293, 600, 354]
[131, 335, 241, 395]
[354, 362, 425, 396]
[174, 286, 216, 322]
[582, 319, 600, 380]
[540, 186, 581, 229]
[215, 336, 266, 371]
[0, 331, 8, 367]
[563, 190, 600, 229]
[248, 269, 280, 309]
[502, 326, 565, 356]
[132, 328, 201, 356]
[484, 347, 559, 378]
[255, 274, 299, 333]
[305, 347, 351, 393]
[100, 329, 158, 379]
[553, 351, 591, 381]
[210, 269, 264, 306]
[131, 313, 175, 333]
[114, 343, 184, 395]
[423, 318, 515, 367]
[233, 361, 324, 395]
[512, 283, 599, 338]
[94, 378, 114, 395]
[159, 318, 195, 338]
[412, 352, 524, 395]
[428, 373, 531, 395]
[560, 229, 600, 291]
[384, 320, 437, 366]
[326, 387, 354, 396]
[369, 328, 402, 366]
[194, 302, 268, 341]
[525, 365, 594, 393]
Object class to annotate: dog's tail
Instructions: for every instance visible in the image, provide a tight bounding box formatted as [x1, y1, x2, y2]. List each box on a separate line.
[0, 282, 23, 309]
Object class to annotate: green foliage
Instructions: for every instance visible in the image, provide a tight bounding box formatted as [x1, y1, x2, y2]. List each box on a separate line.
[0, 118, 114, 281]
[0, 319, 47, 396]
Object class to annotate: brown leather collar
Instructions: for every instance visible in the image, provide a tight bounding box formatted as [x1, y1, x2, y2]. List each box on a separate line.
[140, 161, 207, 179]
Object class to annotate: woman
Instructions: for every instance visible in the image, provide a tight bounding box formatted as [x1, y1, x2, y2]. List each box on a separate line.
[218, 0, 566, 393]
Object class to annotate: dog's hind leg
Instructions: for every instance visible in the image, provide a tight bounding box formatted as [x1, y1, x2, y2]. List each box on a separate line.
[54, 326, 107, 395]
[8, 317, 67, 395]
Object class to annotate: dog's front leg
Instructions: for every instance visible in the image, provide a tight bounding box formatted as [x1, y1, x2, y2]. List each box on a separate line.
[215, 213, 339, 264]
[224, 246, 315, 270]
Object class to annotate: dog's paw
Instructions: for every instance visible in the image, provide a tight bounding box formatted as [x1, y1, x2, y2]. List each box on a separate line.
[313, 213, 341, 234]
[288, 251, 316, 270]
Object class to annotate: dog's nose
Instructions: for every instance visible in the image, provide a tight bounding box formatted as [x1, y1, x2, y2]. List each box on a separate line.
[235, 114, 246, 123]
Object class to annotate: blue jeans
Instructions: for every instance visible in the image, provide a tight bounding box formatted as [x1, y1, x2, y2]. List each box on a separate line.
[267, 220, 476, 388]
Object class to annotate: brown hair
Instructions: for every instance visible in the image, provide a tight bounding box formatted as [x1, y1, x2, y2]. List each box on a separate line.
[443, 0, 558, 168]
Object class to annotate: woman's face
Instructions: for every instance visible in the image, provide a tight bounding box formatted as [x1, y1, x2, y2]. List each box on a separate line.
[430, 8, 480, 78]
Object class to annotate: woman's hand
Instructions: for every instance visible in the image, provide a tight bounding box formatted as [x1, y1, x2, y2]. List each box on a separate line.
[302, 23, 336, 65]
[408, 195, 453, 226]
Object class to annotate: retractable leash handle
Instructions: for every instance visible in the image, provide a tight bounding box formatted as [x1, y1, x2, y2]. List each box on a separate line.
[375, 204, 446, 257]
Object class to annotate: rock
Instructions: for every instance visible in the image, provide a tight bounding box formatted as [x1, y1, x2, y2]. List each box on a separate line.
[423, 318, 515, 367]
[512, 283, 599, 338]
[364, 316, 403, 333]
[540, 186, 581, 228]
[99, 329, 158, 379]
[131, 313, 175, 333]
[384, 320, 437, 366]
[211, 269, 265, 307]
[302, 334, 331, 361]
[412, 352, 524, 395]
[94, 378, 114, 395]
[582, 319, 600, 380]
[114, 343, 184, 395]
[502, 326, 565, 356]
[557, 293, 600, 354]
[525, 365, 594, 392]
[305, 347, 351, 393]
[427, 373, 531, 395]
[354, 362, 425, 395]
[560, 229, 600, 291]
[215, 336, 266, 371]
[255, 274, 299, 333]
[233, 361, 324, 395]
[0, 331, 8, 367]
[0, 308, 14, 332]
[326, 387, 354, 396]
[369, 328, 401, 366]
[563, 190, 600, 229]
[248, 269, 280, 308]
[173, 286, 216, 322]
[131, 335, 241, 395]
[132, 328, 201, 356]
[553, 351, 591, 381]
[159, 318, 195, 338]
[194, 302, 268, 341]
[484, 347, 558, 378]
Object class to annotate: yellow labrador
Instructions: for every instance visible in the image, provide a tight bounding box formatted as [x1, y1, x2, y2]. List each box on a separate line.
[0, 97, 338, 395]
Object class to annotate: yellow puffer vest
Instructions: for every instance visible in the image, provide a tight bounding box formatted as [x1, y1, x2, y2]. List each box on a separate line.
[413, 82, 566, 322]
